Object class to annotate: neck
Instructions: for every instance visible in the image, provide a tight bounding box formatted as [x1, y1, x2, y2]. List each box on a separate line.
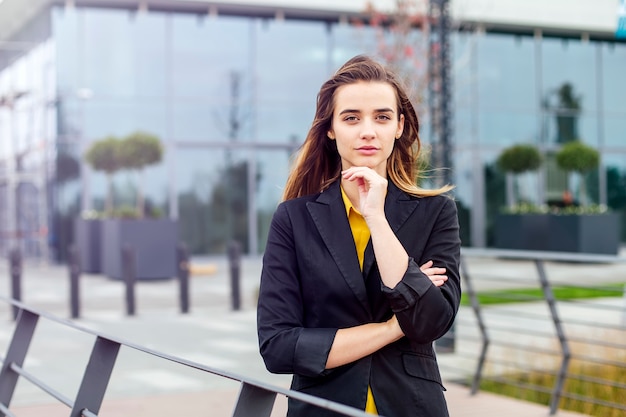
[341, 178, 360, 208]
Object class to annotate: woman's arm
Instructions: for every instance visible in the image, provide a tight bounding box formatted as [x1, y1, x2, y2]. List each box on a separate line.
[326, 262, 446, 369]
[342, 167, 461, 344]
[326, 316, 402, 369]
[383, 198, 462, 343]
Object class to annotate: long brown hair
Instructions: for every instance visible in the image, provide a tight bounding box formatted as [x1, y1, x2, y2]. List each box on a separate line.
[282, 55, 453, 201]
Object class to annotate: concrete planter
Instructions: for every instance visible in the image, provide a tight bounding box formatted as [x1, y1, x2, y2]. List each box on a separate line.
[494, 214, 550, 251]
[73, 218, 103, 273]
[494, 212, 621, 255]
[547, 213, 621, 255]
[101, 218, 179, 280]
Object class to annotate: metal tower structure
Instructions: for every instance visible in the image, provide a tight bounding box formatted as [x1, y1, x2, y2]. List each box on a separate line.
[428, 0, 453, 187]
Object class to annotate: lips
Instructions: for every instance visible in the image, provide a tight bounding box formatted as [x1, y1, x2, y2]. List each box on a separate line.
[356, 146, 379, 155]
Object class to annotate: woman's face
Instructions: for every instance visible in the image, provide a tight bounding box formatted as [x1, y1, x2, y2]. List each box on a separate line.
[327, 81, 404, 177]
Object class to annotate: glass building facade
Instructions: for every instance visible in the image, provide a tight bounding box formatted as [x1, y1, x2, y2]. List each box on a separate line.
[1, 4, 625, 261]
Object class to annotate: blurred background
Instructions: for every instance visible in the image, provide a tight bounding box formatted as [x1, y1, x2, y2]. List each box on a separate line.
[1, 0, 625, 264]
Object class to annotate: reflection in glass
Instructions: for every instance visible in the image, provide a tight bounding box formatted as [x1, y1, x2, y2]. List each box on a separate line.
[255, 19, 328, 143]
[255, 149, 292, 252]
[176, 148, 255, 254]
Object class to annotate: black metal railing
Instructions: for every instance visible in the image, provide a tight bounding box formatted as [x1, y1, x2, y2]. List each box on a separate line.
[443, 248, 626, 416]
[0, 297, 372, 417]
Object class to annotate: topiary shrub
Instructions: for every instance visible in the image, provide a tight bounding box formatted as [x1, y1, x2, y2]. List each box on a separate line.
[497, 144, 543, 174]
[555, 141, 599, 206]
[118, 131, 164, 218]
[84, 136, 122, 216]
[497, 144, 543, 208]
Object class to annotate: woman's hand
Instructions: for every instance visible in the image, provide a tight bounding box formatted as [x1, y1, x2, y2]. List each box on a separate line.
[341, 167, 387, 220]
[420, 260, 448, 287]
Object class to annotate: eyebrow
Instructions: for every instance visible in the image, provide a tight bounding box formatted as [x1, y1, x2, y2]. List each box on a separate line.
[338, 107, 395, 115]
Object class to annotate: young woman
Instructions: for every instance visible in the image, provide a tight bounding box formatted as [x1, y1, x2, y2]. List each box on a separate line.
[257, 55, 461, 416]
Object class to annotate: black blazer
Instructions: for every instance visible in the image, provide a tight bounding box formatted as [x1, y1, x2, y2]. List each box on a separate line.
[257, 179, 461, 417]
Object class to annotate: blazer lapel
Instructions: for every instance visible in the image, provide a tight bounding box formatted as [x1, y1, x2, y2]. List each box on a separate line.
[306, 181, 370, 314]
[362, 181, 420, 277]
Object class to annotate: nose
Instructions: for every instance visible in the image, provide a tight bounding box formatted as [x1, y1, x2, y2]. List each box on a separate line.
[360, 118, 376, 140]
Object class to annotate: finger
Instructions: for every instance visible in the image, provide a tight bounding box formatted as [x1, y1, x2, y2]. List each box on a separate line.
[428, 275, 448, 282]
[423, 267, 446, 276]
[420, 260, 434, 271]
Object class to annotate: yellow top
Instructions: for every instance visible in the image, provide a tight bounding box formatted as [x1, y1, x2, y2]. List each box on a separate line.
[341, 187, 378, 415]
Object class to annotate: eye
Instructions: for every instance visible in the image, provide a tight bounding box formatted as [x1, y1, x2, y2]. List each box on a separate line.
[376, 114, 392, 121]
[343, 115, 358, 122]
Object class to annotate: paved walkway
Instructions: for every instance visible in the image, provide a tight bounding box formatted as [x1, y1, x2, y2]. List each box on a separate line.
[3, 251, 623, 416]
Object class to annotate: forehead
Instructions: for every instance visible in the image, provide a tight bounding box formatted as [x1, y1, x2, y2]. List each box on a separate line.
[333, 81, 398, 112]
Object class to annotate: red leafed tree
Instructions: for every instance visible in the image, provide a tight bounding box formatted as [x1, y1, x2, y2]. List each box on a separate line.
[356, 0, 432, 117]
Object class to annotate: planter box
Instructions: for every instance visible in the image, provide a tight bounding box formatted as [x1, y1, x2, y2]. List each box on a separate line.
[101, 218, 179, 280]
[547, 213, 621, 255]
[494, 214, 550, 251]
[73, 218, 103, 273]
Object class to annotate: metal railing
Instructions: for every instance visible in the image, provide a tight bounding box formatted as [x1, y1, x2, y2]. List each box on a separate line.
[2, 247, 625, 416]
[0, 296, 371, 417]
[440, 248, 626, 416]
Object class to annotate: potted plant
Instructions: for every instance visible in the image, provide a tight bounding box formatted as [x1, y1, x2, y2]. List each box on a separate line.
[496, 144, 543, 208]
[493, 144, 549, 250]
[117, 131, 163, 217]
[75, 132, 179, 279]
[549, 141, 620, 254]
[100, 131, 178, 280]
[74, 136, 122, 273]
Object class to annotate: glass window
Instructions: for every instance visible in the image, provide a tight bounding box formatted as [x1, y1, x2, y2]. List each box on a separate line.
[541, 37, 598, 146]
[171, 15, 252, 142]
[52, 6, 80, 95]
[478, 110, 538, 145]
[602, 42, 626, 147]
[255, 19, 329, 143]
[82, 98, 167, 141]
[605, 115, 626, 148]
[134, 13, 167, 98]
[475, 33, 538, 146]
[82, 9, 135, 98]
[331, 22, 377, 68]
[175, 147, 253, 254]
[172, 98, 228, 142]
[256, 148, 292, 252]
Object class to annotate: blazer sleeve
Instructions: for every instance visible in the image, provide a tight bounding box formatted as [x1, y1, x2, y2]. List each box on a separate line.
[382, 197, 462, 343]
[257, 202, 337, 377]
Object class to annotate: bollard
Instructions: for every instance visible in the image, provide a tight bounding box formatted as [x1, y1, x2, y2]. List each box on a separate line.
[177, 243, 190, 314]
[122, 245, 136, 316]
[68, 245, 81, 319]
[9, 248, 22, 320]
[228, 240, 242, 311]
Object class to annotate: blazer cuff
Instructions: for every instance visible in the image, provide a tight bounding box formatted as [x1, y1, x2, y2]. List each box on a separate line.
[293, 328, 336, 377]
[382, 257, 433, 312]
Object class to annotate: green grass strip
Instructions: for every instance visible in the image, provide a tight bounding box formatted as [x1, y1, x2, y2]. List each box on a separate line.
[460, 283, 625, 306]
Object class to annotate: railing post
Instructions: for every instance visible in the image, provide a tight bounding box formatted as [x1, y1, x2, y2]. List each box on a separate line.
[228, 240, 242, 311]
[460, 256, 490, 395]
[122, 245, 136, 316]
[0, 309, 39, 413]
[231, 382, 276, 417]
[535, 259, 570, 416]
[177, 243, 190, 314]
[70, 336, 120, 417]
[68, 245, 81, 319]
[9, 249, 21, 321]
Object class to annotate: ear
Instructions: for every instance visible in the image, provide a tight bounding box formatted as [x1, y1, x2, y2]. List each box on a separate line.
[327, 130, 335, 140]
[396, 114, 405, 139]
